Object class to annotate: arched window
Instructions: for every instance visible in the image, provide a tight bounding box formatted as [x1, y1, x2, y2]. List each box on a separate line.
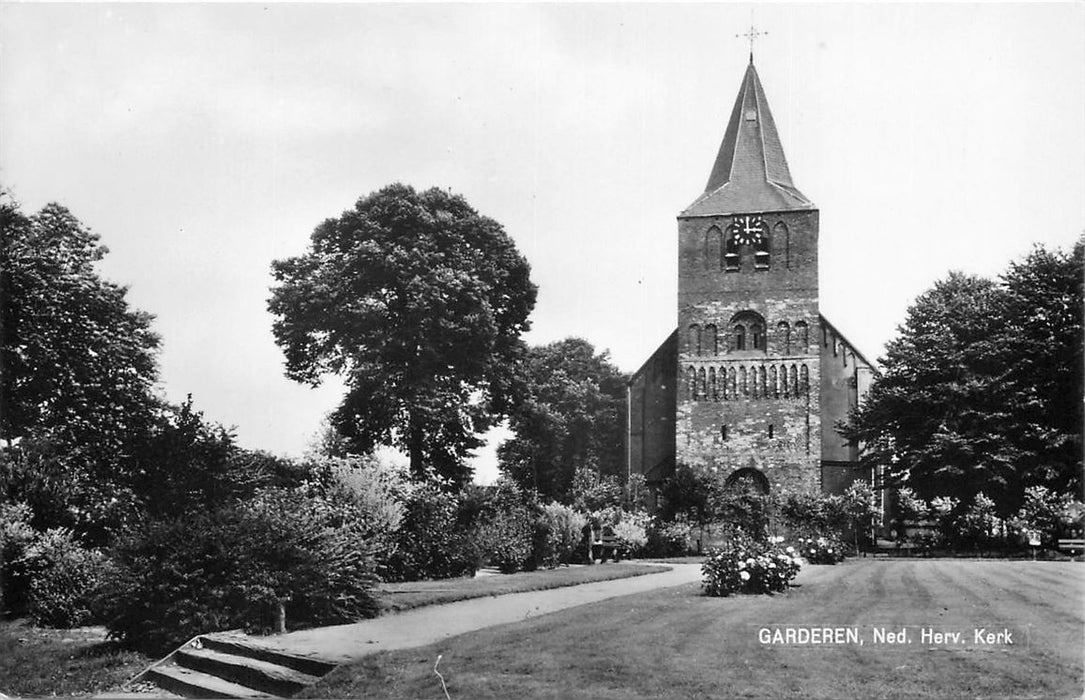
[800, 364, 810, 395]
[740, 366, 748, 396]
[795, 321, 809, 352]
[750, 366, 759, 399]
[728, 367, 737, 398]
[751, 322, 765, 350]
[689, 324, 702, 356]
[704, 324, 718, 355]
[758, 366, 767, 397]
[709, 367, 718, 401]
[724, 225, 740, 271]
[789, 365, 799, 395]
[697, 368, 707, 400]
[774, 221, 790, 269]
[705, 226, 722, 271]
[780, 364, 790, 397]
[687, 366, 696, 400]
[777, 321, 791, 355]
[754, 232, 771, 270]
[769, 365, 779, 398]
[730, 311, 767, 353]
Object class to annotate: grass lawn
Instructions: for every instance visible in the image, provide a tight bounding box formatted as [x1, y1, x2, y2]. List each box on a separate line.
[0, 619, 151, 697]
[306, 559, 1084, 699]
[374, 563, 670, 613]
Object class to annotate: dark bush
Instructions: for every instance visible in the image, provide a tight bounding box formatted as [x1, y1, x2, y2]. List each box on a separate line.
[381, 483, 478, 582]
[475, 507, 534, 573]
[98, 489, 378, 654]
[1, 501, 36, 617]
[645, 519, 690, 558]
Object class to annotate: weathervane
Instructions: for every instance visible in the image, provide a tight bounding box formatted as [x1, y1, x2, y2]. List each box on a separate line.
[736, 24, 767, 62]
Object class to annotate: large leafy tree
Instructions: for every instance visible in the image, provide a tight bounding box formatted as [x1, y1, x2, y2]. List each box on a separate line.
[996, 242, 1084, 496]
[498, 338, 627, 503]
[843, 243, 1083, 514]
[1, 196, 162, 539]
[269, 184, 536, 487]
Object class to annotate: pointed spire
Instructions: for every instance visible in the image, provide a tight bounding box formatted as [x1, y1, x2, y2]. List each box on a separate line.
[683, 61, 813, 217]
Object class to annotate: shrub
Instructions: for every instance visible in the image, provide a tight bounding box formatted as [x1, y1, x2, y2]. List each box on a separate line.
[792, 534, 845, 565]
[306, 455, 407, 565]
[610, 511, 649, 559]
[590, 507, 650, 560]
[646, 519, 691, 557]
[716, 491, 771, 542]
[702, 532, 801, 596]
[956, 493, 1000, 550]
[1009, 486, 1073, 547]
[19, 527, 105, 627]
[381, 483, 478, 582]
[929, 495, 960, 548]
[98, 488, 379, 654]
[532, 502, 588, 569]
[892, 487, 931, 543]
[571, 466, 623, 513]
[475, 507, 535, 573]
[1, 501, 36, 615]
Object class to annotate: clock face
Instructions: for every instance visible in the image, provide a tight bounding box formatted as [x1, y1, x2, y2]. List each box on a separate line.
[732, 215, 766, 246]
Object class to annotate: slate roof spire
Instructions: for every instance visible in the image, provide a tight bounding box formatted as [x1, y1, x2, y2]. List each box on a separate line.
[683, 60, 813, 216]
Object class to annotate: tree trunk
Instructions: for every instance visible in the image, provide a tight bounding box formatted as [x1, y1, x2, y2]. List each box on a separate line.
[408, 416, 425, 479]
[275, 600, 287, 634]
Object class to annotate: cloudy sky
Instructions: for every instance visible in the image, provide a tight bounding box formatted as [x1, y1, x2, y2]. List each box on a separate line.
[2, 3, 1082, 482]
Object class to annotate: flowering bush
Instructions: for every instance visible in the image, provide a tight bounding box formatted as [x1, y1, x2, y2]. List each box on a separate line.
[792, 535, 845, 565]
[702, 532, 801, 596]
[531, 502, 588, 569]
[592, 507, 649, 560]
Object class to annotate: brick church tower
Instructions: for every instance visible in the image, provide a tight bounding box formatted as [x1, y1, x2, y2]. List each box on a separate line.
[628, 58, 874, 499]
[676, 56, 820, 493]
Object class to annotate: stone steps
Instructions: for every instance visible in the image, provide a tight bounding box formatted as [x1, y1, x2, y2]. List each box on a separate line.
[135, 634, 338, 698]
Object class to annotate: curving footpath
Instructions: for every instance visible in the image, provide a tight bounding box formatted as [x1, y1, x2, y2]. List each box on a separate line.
[133, 563, 704, 697]
[249, 562, 703, 663]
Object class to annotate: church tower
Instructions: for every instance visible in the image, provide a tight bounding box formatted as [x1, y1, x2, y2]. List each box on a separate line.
[675, 58, 821, 493]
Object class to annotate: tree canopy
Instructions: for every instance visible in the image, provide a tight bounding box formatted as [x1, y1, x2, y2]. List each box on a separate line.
[842, 242, 1083, 514]
[268, 184, 536, 486]
[497, 337, 627, 503]
[1, 196, 163, 540]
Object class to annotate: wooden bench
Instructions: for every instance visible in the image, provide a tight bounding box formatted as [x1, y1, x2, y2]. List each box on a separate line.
[589, 530, 621, 563]
[1057, 538, 1084, 555]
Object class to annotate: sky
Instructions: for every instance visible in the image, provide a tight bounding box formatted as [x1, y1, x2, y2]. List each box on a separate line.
[2, 3, 1083, 483]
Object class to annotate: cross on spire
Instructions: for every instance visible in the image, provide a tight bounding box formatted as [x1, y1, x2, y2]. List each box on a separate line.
[736, 24, 767, 63]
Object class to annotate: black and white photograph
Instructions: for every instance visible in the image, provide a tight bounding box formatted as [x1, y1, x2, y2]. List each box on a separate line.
[1, 3, 1082, 698]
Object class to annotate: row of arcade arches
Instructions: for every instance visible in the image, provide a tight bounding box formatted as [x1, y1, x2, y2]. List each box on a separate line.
[686, 363, 810, 401]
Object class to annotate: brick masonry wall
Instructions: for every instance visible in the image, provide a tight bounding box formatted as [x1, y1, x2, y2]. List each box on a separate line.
[675, 209, 821, 494]
[628, 331, 677, 482]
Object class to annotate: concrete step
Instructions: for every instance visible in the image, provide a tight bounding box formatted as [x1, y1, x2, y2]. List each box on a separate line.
[174, 646, 320, 697]
[145, 663, 274, 699]
[199, 634, 337, 677]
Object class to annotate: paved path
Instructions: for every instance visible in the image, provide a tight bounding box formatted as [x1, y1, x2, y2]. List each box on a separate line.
[214, 563, 702, 665]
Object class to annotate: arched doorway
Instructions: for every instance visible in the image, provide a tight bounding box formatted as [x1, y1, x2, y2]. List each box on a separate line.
[724, 467, 770, 495]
